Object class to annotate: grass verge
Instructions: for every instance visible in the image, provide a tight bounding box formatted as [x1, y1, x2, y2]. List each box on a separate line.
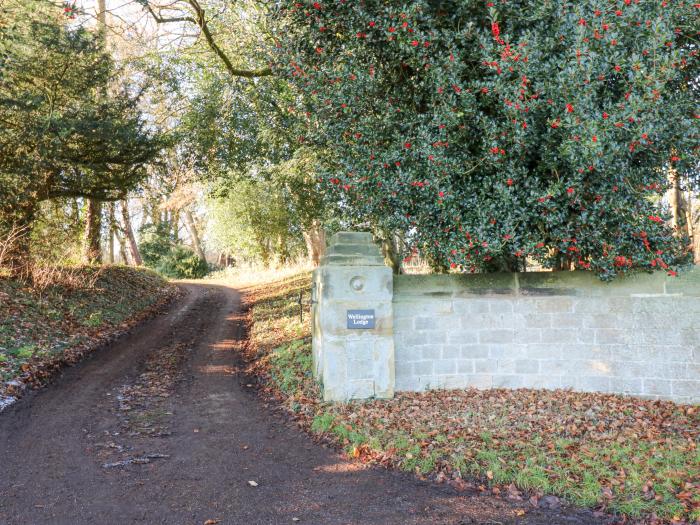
[0, 265, 178, 405]
[243, 270, 699, 524]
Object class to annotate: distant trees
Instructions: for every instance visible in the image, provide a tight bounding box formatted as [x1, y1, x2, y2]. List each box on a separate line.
[0, 1, 161, 274]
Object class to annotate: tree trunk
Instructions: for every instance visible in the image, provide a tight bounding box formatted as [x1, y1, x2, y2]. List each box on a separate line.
[303, 220, 326, 266]
[107, 202, 116, 264]
[668, 169, 689, 238]
[172, 210, 180, 243]
[121, 201, 142, 266]
[691, 198, 700, 264]
[82, 2, 108, 267]
[83, 199, 102, 264]
[379, 231, 402, 275]
[278, 234, 290, 266]
[183, 209, 206, 260]
[116, 228, 129, 265]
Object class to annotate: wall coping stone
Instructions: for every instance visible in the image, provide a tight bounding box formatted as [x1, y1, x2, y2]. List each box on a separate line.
[394, 267, 699, 299]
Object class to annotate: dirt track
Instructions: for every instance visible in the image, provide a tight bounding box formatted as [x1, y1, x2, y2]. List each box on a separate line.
[0, 282, 606, 525]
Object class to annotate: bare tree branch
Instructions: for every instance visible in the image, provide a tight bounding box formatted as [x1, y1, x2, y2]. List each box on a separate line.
[142, 0, 273, 79]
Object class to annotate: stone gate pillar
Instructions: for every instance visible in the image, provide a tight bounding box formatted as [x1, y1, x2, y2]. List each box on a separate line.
[311, 232, 394, 401]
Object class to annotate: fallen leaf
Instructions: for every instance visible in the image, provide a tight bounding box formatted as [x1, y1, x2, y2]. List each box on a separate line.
[204, 520, 221, 525]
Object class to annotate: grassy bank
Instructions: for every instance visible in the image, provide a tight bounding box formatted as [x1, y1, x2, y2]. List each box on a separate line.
[0, 265, 177, 405]
[244, 271, 699, 524]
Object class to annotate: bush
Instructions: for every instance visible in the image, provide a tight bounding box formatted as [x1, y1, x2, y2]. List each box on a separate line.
[138, 223, 209, 279]
[156, 245, 209, 279]
[277, 0, 698, 278]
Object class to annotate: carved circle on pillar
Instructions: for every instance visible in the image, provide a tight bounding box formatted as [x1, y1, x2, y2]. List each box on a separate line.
[350, 276, 365, 292]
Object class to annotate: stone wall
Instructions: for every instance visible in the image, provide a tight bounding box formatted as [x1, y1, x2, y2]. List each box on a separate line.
[312, 232, 699, 404]
[394, 270, 700, 404]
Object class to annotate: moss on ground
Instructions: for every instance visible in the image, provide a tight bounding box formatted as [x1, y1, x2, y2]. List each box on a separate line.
[0, 265, 175, 392]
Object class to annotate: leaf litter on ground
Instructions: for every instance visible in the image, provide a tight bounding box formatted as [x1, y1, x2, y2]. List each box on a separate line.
[242, 271, 700, 525]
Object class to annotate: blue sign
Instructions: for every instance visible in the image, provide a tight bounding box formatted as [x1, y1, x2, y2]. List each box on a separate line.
[347, 309, 376, 329]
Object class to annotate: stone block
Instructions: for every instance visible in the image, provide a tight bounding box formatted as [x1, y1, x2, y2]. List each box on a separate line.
[393, 317, 415, 332]
[489, 345, 526, 359]
[565, 344, 610, 360]
[413, 361, 434, 376]
[525, 344, 562, 359]
[646, 363, 687, 380]
[575, 329, 596, 345]
[457, 360, 475, 374]
[401, 331, 445, 346]
[672, 380, 700, 400]
[535, 297, 574, 313]
[496, 359, 516, 374]
[394, 344, 421, 363]
[489, 300, 514, 313]
[441, 345, 461, 359]
[680, 329, 700, 346]
[643, 379, 672, 396]
[540, 328, 578, 344]
[522, 375, 562, 389]
[550, 313, 584, 328]
[610, 361, 648, 379]
[492, 375, 524, 388]
[439, 375, 469, 389]
[415, 316, 454, 331]
[421, 345, 443, 360]
[559, 376, 577, 389]
[575, 359, 613, 377]
[346, 341, 373, 362]
[395, 360, 413, 379]
[515, 359, 540, 374]
[608, 345, 638, 361]
[575, 376, 611, 393]
[636, 329, 683, 346]
[348, 360, 373, 380]
[520, 313, 552, 328]
[604, 297, 633, 314]
[514, 328, 542, 343]
[474, 359, 498, 373]
[595, 329, 629, 345]
[323, 343, 347, 386]
[583, 313, 623, 329]
[461, 313, 501, 330]
[395, 376, 420, 391]
[611, 378, 643, 395]
[479, 329, 515, 344]
[464, 374, 493, 389]
[461, 345, 489, 359]
[447, 330, 479, 345]
[539, 359, 568, 376]
[348, 379, 375, 399]
[453, 299, 489, 315]
[331, 231, 374, 244]
[435, 360, 457, 375]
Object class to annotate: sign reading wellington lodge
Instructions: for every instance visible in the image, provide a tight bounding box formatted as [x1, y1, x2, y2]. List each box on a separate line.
[346, 310, 376, 329]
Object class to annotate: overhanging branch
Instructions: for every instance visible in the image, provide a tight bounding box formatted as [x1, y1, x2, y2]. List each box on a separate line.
[142, 0, 273, 79]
